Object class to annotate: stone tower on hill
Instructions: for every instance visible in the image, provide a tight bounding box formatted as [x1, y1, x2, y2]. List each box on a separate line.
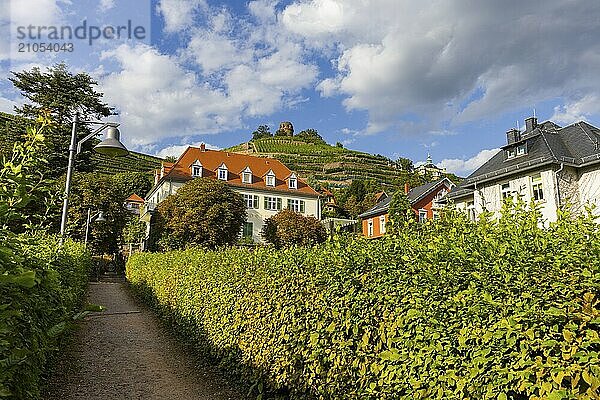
[276, 121, 294, 136]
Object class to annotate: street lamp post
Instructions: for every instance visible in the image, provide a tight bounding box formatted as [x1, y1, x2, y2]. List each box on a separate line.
[59, 113, 129, 244]
[84, 209, 106, 246]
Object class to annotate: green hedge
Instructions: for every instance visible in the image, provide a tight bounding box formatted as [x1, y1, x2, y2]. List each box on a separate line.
[127, 205, 600, 399]
[0, 235, 91, 399]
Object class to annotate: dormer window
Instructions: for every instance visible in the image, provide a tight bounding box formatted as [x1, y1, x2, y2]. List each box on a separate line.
[506, 148, 516, 159]
[287, 173, 298, 189]
[241, 167, 253, 184]
[191, 160, 202, 177]
[265, 170, 276, 187]
[516, 143, 527, 156]
[217, 163, 228, 181]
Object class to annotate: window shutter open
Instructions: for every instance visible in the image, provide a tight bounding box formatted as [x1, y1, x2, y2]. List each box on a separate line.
[300, 200, 305, 213]
[277, 198, 282, 210]
[264, 197, 268, 209]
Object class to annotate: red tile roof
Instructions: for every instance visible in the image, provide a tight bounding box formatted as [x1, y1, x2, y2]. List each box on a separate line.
[160, 147, 320, 197]
[125, 193, 145, 202]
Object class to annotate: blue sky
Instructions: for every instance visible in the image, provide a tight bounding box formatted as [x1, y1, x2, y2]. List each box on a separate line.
[2, 0, 600, 176]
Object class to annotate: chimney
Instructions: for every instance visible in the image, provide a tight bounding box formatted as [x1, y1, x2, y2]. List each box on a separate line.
[200, 143, 206, 152]
[506, 128, 521, 145]
[525, 116, 537, 134]
[404, 182, 410, 194]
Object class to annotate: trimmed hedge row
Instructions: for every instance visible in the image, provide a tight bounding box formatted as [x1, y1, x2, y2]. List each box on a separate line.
[127, 205, 600, 399]
[0, 235, 91, 399]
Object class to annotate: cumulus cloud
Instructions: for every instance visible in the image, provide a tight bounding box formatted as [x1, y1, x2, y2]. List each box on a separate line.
[439, 148, 500, 176]
[282, 0, 600, 133]
[551, 95, 600, 125]
[156, 141, 221, 159]
[156, 0, 207, 32]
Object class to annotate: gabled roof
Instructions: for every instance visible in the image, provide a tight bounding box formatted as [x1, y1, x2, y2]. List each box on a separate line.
[462, 120, 600, 187]
[358, 178, 453, 219]
[125, 193, 144, 203]
[154, 147, 319, 197]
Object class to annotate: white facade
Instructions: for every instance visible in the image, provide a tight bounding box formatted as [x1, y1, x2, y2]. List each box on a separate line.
[454, 165, 600, 224]
[145, 179, 321, 243]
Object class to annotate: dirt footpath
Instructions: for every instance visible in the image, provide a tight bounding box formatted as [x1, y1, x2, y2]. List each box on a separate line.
[44, 280, 246, 400]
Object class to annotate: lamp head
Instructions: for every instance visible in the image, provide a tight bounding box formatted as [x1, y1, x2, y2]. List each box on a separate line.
[95, 211, 106, 222]
[93, 126, 129, 157]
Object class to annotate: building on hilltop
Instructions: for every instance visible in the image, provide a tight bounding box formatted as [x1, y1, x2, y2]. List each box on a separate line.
[445, 116, 600, 223]
[416, 153, 447, 178]
[358, 178, 455, 238]
[141, 143, 321, 244]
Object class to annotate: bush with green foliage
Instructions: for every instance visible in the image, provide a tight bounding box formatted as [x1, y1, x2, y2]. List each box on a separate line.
[127, 202, 600, 399]
[261, 209, 327, 248]
[0, 119, 91, 399]
[153, 177, 246, 250]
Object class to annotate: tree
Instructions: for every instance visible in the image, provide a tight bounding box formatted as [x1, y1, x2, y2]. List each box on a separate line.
[155, 178, 246, 250]
[112, 172, 153, 199]
[9, 63, 113, 178]
[336, 142, 344, 148]
[397, 157, 414, 172]
[123, 216, 146, 244]
[163, 155, 178, 163]
[251, 125, 272, 140]
[388, 190, 414, 225]
[296, 128, 325, 144]
[261, 209, 327, 248]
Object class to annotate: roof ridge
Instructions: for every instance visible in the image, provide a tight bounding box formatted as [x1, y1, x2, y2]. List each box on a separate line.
[539, 131, 558, 161]
[577, 122, 600, 151]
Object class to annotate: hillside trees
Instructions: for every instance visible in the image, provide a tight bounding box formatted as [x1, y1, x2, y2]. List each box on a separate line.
[251, 125, 272, 140]
[261, 209, 327, 248]
[154, 178, 246, 250]
[8, 63, 113, 178]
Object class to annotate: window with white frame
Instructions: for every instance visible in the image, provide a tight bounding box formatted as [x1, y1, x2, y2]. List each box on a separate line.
[242, 222, 253, 238]
[506, 148, 516, 159]
[367, 219, 373, 236]
[432, 210, 440, 220]
[287, 199, 305, 213]
[379, 215, 386, 234]
[466, 201, 476, 221]
[264, 196, 282, 211]
[517, 143, 527, 156]
[241, 167, 253, 184]
[532, 175, 544, 201]
[243, 194, 259, 209]
[418, 209, 427, 223]
[191, 160, 202, 177]
[218, 164, 228, 181]
[501, 183, 511, 199]
[288, 174, 297, 189]
[265, 171, 276, 187]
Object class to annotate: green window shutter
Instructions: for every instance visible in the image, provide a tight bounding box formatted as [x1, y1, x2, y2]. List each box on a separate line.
[300, 200, 305, 213]
[277, 198, 282, 210]
[287, 199, 292, 209]
[264, 197, 268, 209]
[254, 195, 259, 209]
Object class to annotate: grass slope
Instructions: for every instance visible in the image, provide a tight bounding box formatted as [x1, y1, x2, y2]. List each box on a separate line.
[92, 151, 163, 175]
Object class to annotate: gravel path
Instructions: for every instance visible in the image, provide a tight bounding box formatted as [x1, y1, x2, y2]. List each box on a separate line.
[44, 279, 246, 400]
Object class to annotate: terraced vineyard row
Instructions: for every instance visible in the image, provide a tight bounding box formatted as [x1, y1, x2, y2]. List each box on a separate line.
[229, 138, 406, 188]
[92, 151, 163, 175]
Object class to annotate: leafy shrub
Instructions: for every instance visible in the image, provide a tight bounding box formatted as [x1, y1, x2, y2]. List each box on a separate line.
[261, 209, 327, 248]
[153, 178, 247, 250]
[0, 235, 91, 399]
[127, 203, 599, 399]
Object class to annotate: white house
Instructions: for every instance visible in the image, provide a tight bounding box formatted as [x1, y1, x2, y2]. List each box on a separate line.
[447, 117, 600, 223]
[141, 144, 321, 243]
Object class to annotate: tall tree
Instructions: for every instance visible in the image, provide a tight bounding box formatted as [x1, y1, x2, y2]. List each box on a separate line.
[9, 63, 113, 178]
[154, 178, 247, 250]
[251, 125, 272, 140]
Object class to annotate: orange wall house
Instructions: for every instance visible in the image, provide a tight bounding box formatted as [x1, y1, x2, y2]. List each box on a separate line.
[358, 178, 454, 238]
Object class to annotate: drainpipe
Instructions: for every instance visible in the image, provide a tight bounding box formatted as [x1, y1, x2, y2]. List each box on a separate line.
[554, 163, 564, 208]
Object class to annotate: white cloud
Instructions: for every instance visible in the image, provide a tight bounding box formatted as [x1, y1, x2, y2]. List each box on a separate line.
[551, 95, 600, 125]
[156, 141, 220, 159]
[439, 148, 500, 176]
[156, 0, 207, 32]
[282, 0, 600, 134]
[98, 0, 115, 12]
